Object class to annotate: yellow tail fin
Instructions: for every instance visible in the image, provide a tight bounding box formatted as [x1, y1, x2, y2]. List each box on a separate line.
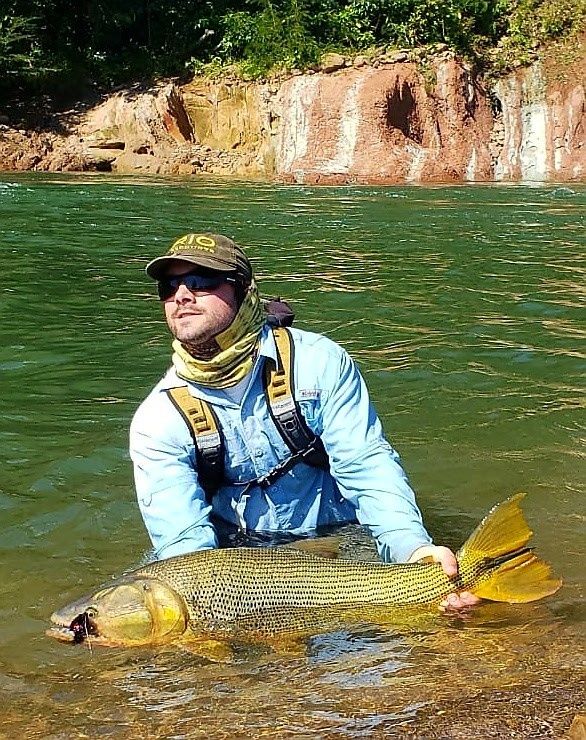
[457, 494, 562, 603]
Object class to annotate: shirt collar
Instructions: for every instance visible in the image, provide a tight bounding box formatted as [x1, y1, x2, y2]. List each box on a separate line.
[258, 323, 279, 362]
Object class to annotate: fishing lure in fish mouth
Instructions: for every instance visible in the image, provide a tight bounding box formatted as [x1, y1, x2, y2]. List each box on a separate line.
[69, 612, 99, 644]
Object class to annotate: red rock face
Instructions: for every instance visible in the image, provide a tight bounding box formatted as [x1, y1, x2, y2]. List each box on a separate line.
[275, 60, 495, 184]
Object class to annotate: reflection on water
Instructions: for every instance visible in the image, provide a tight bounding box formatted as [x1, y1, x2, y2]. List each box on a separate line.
[0, 176, 584, 737]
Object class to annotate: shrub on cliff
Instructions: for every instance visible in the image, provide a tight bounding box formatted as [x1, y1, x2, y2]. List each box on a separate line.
[218, 0, 500, 74]
[489, 0, 586, 71]
[220, 2, 321, 76]
[202, 0, 585, 78]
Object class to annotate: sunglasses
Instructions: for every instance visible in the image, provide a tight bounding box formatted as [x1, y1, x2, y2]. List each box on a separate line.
[157, 272, 234, 301]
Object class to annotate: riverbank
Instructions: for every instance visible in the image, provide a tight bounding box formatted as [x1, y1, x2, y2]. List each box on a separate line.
[1, 37, 584, 184]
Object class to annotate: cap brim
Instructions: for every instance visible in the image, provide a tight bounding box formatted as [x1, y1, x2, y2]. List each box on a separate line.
[145, 255, 238, 280]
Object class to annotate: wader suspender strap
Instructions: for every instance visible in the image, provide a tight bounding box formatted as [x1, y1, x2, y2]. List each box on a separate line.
[264, 327, 329, 471]
[166, 387, 224, 501]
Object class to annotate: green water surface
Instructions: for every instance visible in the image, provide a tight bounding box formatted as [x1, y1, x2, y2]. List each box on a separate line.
[0, 175, 584, 737]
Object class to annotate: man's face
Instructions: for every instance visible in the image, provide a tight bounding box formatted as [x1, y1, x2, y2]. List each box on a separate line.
[161, 261, 239, 345]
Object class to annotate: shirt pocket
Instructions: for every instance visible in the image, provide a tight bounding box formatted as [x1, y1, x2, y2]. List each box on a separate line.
[220, 421, 251, 467]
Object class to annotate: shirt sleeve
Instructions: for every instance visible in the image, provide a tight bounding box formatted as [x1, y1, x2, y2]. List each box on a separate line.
[129, 391, 218, 559]
[315, 341, 433, 563]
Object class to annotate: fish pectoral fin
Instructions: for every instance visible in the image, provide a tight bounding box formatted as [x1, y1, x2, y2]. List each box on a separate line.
[179, 636, 235, 662]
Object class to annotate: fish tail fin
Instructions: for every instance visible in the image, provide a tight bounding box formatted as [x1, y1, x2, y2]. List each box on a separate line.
[457, 493, 562, 603]
[471, 549, 561, 603]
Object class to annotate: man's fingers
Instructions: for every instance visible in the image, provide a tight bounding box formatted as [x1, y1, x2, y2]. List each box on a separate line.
[439, 591, 482, 612]
[407, 545, 458, 577]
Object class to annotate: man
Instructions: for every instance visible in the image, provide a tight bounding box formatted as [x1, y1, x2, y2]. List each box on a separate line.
[130, 232, 477, 610]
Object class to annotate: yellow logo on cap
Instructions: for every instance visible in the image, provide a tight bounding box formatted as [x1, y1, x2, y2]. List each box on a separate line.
[170, 234, 216, 254]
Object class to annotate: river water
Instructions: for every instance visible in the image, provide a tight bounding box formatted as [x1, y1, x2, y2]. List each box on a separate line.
[0, 175, 584, 737]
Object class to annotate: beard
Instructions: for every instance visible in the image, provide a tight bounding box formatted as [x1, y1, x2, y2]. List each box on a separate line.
[166, 303, 237, 358]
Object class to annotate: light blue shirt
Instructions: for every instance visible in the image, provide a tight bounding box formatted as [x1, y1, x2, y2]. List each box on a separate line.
[130, 325, 433, 562]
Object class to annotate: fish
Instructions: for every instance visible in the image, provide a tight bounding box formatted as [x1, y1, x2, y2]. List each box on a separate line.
[46, 494, 561, 652]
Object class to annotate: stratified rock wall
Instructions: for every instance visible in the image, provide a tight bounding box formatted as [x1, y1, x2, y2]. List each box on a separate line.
[166, 53, 585, 183]
[492, 62, 585, 181]
[274, 59, 494, 184]
[0, 50, 584, 182]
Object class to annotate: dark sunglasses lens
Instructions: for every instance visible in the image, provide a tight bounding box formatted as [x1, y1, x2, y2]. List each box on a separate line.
[183, 274, 224, 291]
[157, 273, 227, 300]
[157, 281, 175, 300]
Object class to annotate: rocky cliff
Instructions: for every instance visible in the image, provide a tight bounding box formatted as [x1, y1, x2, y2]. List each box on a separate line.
[273, 57, 495, 184]
[0, 45, 583, 183]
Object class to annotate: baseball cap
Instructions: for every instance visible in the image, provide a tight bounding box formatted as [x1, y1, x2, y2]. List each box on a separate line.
[146, 233, 252, 284]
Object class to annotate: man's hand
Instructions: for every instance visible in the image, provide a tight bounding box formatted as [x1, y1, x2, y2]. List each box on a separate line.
[407, 544, 481, 612]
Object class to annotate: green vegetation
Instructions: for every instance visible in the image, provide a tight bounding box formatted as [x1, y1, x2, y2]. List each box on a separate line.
[488, 0, 586, 72]
[0, 0, 584, 101]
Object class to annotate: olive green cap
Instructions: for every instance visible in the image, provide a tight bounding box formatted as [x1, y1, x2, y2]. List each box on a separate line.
[146, 233, 252, 284]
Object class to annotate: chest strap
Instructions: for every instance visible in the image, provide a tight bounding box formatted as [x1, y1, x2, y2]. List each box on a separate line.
[166, 327, 329, 500]
[166, 387, 225, 498]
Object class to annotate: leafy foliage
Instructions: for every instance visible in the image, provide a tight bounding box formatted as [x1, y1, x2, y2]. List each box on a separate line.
[0, 0, 582, 97]
[220, 0, 320, 76]
[501, 0, 585, 51]
[0, 13, 42, 78]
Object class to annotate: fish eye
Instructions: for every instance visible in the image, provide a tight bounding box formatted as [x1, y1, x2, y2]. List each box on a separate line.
[142, 583, 151, 591]
[86, 607, 97, 618]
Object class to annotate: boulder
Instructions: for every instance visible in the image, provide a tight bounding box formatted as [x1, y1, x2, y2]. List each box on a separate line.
[320, 53, 346, 73]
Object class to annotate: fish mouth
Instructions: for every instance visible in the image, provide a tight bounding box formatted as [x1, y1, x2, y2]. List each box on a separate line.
[46, 611, 100, 645]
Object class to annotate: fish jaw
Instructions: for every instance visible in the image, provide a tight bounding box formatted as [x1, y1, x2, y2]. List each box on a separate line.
[46, 593, 103, 644]
[46, 576, 189, 647]
[46, 600, 121, 647]
[45, 624, 77, 643]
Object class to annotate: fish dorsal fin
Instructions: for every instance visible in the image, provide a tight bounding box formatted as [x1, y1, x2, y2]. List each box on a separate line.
[286, 536, 341, 560]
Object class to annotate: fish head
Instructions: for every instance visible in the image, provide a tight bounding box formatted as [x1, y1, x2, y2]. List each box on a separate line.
[46, 576, 188, 647]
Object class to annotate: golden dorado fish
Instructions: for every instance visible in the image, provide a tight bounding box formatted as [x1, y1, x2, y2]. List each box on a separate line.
[46, 495, 561, 651]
